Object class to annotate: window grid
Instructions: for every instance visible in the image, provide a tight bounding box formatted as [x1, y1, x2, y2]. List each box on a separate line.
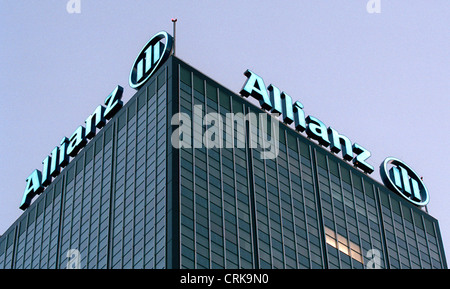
[0, 59, 446, 270]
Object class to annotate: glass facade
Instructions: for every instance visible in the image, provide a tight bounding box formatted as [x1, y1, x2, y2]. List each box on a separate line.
[0, 56, 446, 269]
[174, 58, 447, 269]
[0, 60, 170, 269]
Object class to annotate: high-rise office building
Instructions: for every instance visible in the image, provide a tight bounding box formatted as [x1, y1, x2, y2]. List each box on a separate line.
[0, 32, 446, 269]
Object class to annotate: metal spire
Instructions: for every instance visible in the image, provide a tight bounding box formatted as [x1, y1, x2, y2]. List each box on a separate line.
[171, 18, 177, 56]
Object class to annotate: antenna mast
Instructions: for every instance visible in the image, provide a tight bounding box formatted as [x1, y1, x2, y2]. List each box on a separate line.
[171, 18, 177, 56]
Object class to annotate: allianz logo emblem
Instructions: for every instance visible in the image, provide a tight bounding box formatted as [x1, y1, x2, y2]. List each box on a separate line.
[380, 157, 429, 207]
[129, 31, 173, 89]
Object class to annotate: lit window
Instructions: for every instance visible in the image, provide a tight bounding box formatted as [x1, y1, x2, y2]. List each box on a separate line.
[325, 227, 337, 249]
[324, 226, 363, 264]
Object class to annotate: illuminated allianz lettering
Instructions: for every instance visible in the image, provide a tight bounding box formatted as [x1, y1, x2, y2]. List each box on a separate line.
[240, 69, 374, 174]
[389, 164, 421, 202]
[380, 157, 429, 207]
[20, 86, 123, 210]
[129, 31, 173, 90]
[136, 41, 164, 82]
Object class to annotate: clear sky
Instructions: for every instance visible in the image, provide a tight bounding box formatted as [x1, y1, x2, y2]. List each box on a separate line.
[0, 1, 449, 264]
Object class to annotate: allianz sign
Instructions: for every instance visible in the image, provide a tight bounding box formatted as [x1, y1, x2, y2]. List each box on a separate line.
[18, 31, 429, 211]
[240, 69, 374, 174]
[239, 69, 429, 207]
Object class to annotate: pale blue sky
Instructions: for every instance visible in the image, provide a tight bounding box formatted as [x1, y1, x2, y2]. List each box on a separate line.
[1, 1, 449, 264]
